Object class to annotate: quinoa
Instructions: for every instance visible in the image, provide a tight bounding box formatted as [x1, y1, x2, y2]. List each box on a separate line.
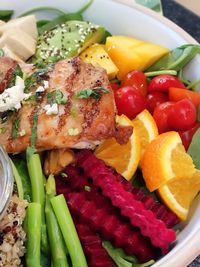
[0, 195, 27, 267]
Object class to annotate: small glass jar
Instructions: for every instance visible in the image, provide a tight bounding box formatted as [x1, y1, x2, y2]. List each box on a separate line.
[0, 146, 14, 219]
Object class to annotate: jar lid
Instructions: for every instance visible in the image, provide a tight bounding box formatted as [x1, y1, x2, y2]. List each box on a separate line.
[0, 146, 14, 219]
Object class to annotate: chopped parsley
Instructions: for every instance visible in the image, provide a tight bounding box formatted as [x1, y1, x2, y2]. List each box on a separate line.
[11, 117, 21, 139]
[75, 87, 110, 100]
[24, 76, 36, 93]
[33, 64, 54, 77]
[0, 127, 6, 134]
[26, 111, 39, 161]
[47, 90, 67, 105]
[8, 65, 23, 88]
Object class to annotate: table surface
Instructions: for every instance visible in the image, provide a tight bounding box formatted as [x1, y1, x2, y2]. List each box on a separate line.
[160, 1, 200, 265]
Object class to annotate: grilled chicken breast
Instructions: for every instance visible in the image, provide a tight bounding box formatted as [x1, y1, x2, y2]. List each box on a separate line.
[0, 57, 120, 153]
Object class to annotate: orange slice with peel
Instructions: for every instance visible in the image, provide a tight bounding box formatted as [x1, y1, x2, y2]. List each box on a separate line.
[95, 114, 140, 180]
[132, 109, 158, 161]
[158, 170, 200, 220]
[141, 131, 195, 192]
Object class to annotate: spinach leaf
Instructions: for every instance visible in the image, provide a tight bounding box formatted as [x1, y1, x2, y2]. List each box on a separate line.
[187, 128, 200, 169]
[12, 157, 32, 202]
[38, 13, 83, 34]
[37, 20, 50, 29]
[197, 105, 200, 122]
[146, 44, 200, 72]
[0, 10, 14, 22]
[18, 6, 66, 18]
[11, 117, 21, 139]
[102, 241, 154, 267]
[75, 87, 110, 100]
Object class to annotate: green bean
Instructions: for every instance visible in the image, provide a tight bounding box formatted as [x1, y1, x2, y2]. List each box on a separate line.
[27, 153, 49, 255]
[51, 194, 88, 267]
[25, 203, 41, 267]
[45, 175, 69, 267]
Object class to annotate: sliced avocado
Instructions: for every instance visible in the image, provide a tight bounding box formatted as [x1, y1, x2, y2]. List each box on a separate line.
[31, 20, 106, 65]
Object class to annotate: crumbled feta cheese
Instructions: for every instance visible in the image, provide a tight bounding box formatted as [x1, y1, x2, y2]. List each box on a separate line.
[43, 80, 49, 89]
[36, 86, 45, 93]
[0, 76, 31, 113]
[68, 128, 80, 136]
[44, 103, 58, 115]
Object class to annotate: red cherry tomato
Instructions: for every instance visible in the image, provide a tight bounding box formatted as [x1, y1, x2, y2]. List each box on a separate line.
[148, 74, 185, 93]
[146, 92, 169, 114]
[168, 99, 197, 131]
[114, 86, 147, 119]
[179, 122, 200, 150]
[121, 70, 148, 96]
[169, 87, 200, 108]
[110, 83, 120, 91]
[153, 101, 174, 133]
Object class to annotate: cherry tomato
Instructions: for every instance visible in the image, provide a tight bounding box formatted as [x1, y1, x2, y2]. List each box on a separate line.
[110, 83, 120, 91]
[169, 87, 200, 108]
[179, 122, 200, 150]
[153, 101, 174, 133]
[146, 92, 169, 114]
[114, 86, 147, 119]
[148, 74, 185, 93]
[168, 99, 197, 131]
[121, 70, 148, 96]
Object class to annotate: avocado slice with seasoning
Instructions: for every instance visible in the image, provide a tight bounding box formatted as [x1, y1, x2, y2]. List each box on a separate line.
[31, 20, 106, 65]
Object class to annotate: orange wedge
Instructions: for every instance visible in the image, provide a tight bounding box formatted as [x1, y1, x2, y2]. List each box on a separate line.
[95, 114, 141, 180]
[132, 109, 158, 161]
[141, 131, 195, 192]
[158, 170, 200, 220]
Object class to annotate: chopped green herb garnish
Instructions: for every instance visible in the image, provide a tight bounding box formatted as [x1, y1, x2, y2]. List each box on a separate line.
[11, 117, 21, 139]
[24, 76, 36, 93]
[0, 49, 4, 57]
[75, 87, 110, 100]
[0, 127, 6, 134]
[33, 64, 54, 77]
[8, 65, 23, 88]
[26, 112, 39, 161]
[84, 185, 91, 192]
[60, 172, 68, 178]
[47, 90, 67, 105]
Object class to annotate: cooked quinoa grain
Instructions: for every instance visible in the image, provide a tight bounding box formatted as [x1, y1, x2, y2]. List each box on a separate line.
[0, 195, 27, 267]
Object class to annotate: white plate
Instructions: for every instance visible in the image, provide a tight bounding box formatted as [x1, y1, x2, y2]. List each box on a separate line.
[1, 0, 200, 266]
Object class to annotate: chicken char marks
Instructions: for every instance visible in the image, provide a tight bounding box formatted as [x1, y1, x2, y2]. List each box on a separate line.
[0, 57, 131, 153]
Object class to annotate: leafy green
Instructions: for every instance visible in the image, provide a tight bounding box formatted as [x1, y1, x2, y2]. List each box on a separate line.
[102, 241, 154, 267]
[197, 105, 200, 122]
[10, 160, 24, 200]
[0, 10, 14, 21]
[75, 87, 110, 100]
[38, 13, 83, 35]
[11, 117, 21, 139]
[187, 128, 200, 169]
[8, 65, 23, 88]
[0, 49, 4, 57]
[12, 157, 32, 202]
[146, 44, 200, 72]
[47, 90, 67, 105]
[37, 20, 50, 29]
[144, 70, 177, 77]
[18, 6, 66, 18]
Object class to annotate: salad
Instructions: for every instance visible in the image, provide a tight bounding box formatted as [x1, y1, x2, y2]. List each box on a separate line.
[0, 1, 200, 266]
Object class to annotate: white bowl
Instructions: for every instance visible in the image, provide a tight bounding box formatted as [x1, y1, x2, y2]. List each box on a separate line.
[1, 0, 200, 266]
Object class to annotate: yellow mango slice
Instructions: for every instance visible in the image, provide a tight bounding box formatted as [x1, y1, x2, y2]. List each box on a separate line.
[105, 35, 169, 79]
[80, 44, 119, 79]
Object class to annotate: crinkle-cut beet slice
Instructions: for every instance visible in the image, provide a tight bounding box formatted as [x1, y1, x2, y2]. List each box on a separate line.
[76, 150, 176, 252]
[67, 192, 156, 262]
[75, 222, 116, 267]
[117, 177, 179, 228]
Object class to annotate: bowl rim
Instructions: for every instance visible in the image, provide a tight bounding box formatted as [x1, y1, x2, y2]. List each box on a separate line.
[110, 1, 200, 266]
[112, 0, 198, 45]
